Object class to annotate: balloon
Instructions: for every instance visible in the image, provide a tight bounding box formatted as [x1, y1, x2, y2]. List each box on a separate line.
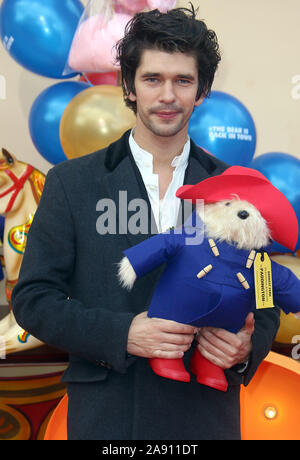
[0, 0, 83, 78]
[147, 0, 177, 12]
[67, 13, 131, 73]
[29, 81, 89, 165]
[271, 255, 300, 344]
[118, 0, 147, 13]
[117, 0, 177, 13]
[251, 152, 300, 252]
[79, 72, 119, 86]
[60, 85, 136, 159]
[188, 91, 256, 166]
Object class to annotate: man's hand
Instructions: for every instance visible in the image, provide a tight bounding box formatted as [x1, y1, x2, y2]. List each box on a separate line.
[195, 312, 255, 369]
[127, 311, 197, 359]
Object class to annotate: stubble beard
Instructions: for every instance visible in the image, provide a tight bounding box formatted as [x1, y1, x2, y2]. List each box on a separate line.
[140, 110, 190, 138]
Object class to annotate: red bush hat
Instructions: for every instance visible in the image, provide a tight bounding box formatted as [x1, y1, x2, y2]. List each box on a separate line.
[176, 165, 299, 251]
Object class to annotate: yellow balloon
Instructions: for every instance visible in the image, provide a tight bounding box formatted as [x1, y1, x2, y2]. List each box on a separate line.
[271, 254, 300, 344]
[60, 85, 136, 159]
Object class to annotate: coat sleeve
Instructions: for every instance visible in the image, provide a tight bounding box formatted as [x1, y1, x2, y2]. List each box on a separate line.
[123, 229, 186, 278]
[11, 168, 135, 374]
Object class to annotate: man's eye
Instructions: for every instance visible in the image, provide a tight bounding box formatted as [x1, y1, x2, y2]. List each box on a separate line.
[146, 78, 159, 83]
[178, 79, 191, 85]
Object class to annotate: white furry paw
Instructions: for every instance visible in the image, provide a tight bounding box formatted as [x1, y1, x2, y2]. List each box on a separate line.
[118, 257, 137, 290]
[294, 312, 300, 319]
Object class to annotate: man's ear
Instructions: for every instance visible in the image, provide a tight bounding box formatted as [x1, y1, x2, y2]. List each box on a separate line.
[123, 80, 136, 102]
[194, 93, 205, 108]
[127, 91, 137, 102]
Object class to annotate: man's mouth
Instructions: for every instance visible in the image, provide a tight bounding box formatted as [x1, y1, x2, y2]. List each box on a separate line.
[154, 111, 180, 120]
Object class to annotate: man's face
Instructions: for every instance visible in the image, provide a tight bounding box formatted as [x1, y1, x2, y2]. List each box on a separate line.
[128, 49, 203, 138]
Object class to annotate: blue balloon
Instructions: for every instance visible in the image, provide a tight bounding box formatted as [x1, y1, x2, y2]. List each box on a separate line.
[188, 91, 256, 166]
[0, 0, 83, 78]
[29, 81, 89, 165]
[251, 152, 300, 252]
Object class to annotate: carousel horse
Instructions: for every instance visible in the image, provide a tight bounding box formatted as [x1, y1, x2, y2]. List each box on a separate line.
[0, 148, 45, 355]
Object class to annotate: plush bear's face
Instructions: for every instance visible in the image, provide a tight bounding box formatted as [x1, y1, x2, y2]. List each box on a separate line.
[200, 198, 271, 250]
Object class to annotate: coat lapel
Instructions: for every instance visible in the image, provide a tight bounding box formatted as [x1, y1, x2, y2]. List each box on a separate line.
[176, 141, 213, 227]
[184, 140, 215, 185]
[102, 132, 158, 248]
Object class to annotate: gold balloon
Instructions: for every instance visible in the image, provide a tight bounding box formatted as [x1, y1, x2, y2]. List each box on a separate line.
[60, 85, 136, 159]
[271, 254, 300, 344]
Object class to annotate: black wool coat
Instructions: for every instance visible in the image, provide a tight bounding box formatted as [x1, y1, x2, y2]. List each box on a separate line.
[12, 131, 280, 440]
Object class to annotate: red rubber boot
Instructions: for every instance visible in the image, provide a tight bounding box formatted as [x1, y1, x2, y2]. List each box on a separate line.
[148, 358, 190, 382]
[190, 348, 228, 392]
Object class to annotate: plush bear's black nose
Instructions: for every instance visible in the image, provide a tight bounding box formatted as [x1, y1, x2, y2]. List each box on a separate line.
[238, 210, 249, 220]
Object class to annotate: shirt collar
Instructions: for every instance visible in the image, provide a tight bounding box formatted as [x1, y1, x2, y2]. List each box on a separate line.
[129, 129, 190, 172]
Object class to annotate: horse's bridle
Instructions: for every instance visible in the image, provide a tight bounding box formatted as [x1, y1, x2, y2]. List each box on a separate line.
[0, 162, 34, 213]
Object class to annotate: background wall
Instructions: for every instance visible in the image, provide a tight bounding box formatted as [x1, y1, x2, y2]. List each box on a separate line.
[0, 0, 299, 175]
[178, 0, 300, 160]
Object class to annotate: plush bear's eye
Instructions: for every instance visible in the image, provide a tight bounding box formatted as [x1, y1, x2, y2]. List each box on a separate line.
[225, 202, 231, 206]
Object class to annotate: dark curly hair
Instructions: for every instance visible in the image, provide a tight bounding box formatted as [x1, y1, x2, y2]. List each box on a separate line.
[115, 5, 221, 114]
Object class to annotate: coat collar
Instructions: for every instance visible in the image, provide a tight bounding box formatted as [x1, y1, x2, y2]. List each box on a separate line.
[104, 130, 131, 172]
[104, 130, 221, 177]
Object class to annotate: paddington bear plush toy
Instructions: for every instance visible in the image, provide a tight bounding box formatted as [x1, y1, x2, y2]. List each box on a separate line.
[118, 166, 300, 392]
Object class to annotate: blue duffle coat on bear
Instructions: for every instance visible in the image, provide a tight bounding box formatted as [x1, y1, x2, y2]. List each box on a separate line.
[124, 213, 300, 332]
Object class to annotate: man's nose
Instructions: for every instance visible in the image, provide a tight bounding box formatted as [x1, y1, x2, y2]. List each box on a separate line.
[159, 81, 176, 103]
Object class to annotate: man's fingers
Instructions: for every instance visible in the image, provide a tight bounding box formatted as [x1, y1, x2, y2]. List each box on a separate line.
[152, 317, 198, 335]
[239, 312, 255, 335]
[161, 332, 195, 346]
[197, 338, 237, 368]
[127, 312, 198, 359]
[197, 327, 242, 354]
[152, 349, 185, 359]
[196, 345, 226, 368]
[154, 340, 192, 353]
[196, 327, 247, 369]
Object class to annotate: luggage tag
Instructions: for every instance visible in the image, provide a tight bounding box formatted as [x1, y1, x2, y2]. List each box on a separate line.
[254, 251, 274, 309]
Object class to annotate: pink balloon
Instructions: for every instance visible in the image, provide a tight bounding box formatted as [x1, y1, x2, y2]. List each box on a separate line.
[147, 0, 177, 12]
[68, 13, 132, 73]
[117, 0, 147, 14]
[106, 13, 132, 42]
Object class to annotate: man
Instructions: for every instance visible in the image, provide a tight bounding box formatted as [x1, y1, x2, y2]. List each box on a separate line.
[12, 7, 279, 440]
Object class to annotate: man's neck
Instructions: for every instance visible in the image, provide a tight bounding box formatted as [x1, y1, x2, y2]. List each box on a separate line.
[133, 125, 188, 173]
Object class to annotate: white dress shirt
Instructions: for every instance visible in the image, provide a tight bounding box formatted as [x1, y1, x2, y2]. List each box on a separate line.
[129, 130, 190, 233]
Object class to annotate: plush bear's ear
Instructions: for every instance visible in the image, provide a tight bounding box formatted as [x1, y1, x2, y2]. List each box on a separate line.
[2, 148, 14, 165]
